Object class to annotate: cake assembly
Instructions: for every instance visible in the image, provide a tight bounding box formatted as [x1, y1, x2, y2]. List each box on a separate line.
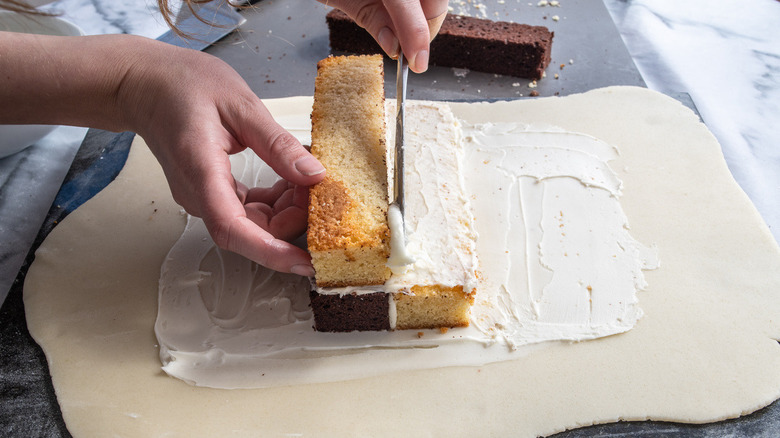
[3, 0, 780, 437]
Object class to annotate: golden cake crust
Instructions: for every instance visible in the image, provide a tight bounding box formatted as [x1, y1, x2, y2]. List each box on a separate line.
[308, 55, 391, 287]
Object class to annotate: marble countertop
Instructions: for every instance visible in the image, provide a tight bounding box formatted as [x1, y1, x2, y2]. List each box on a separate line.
[605, 0, 779, 246]
[0, 0, 779, 435]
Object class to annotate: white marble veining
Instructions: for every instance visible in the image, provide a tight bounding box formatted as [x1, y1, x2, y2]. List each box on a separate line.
[40, 0, 175, 38]
[0, 126, 87, 304]
[603, 0, 780, 243]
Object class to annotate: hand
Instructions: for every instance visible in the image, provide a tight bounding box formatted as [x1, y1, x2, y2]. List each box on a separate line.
[117, 38, 325, 276]
[324, 0, 449, 73]
[1, 33, 324, 275]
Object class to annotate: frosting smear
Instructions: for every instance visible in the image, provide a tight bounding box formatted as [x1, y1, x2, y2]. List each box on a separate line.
[156, 101, 658, 389]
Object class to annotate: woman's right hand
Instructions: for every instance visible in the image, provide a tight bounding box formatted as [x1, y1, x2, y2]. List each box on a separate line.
[323, 0, 449, 73]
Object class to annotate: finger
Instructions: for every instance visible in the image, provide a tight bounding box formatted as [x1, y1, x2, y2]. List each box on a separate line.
[383, 0, 448, 72]
[244, 179, 290, 205]
[223, 98, 326, 187]
[270, 184, 308, 214]
[268, 203, 309, 242]
[245, 202, 274, 221]
[332, 1, 400, 58]
[425, 10, 446, 41]
[420, 0, 449, 24]
[292, 184, 309, 210]
[235, 180, 250, 204]
[383, 0, 427, 72]
[273, 187, 295, 211]
[244, 200, 307, 244]
[200, 164, 314, 275]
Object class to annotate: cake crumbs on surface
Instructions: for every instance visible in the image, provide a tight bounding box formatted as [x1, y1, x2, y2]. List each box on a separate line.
[440, 327, 449, 334]
[552, 15, 559, 21]
[528, 80, 538, 88]
[554, 73, 559, 79]
[417, 332, 424, 338]
[529, 90, 539, 97]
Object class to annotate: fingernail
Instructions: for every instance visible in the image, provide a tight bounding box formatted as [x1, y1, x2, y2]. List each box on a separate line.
[377, 27, 399, 59]
[291, 264, 315, 277]
[412, 49, 429, 73]
[294, 156, 325, 176]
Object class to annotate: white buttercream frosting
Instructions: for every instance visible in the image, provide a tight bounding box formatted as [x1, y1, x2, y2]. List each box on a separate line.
[155, 101, 658, 389]
[384, 102, 479, 294]
[462, 123, 659, 347]
[386, 203, 415, 270]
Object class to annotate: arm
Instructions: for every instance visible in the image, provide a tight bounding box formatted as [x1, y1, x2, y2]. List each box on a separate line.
[0, 32, 324, 275]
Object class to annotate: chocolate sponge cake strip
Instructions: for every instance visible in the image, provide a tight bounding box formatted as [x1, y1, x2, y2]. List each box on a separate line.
[326, 10, 553, 80]
[309, 291, 391, 332]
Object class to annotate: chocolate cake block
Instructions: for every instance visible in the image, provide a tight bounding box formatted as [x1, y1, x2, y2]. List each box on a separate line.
[309, 291, 391, 332]
[326, 10, 554, 79]
[326, 10, 383, 56]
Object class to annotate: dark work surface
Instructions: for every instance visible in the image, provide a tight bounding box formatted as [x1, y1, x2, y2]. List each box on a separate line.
[0, 129, 133, 438]
[207, 0, 645, 101]
[2, 2, 780, 437]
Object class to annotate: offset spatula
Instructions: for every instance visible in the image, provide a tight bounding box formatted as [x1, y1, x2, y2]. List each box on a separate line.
[392, 50, 408, 214]
[391, 12, 446, 219]
[388, 13, 446, 265]
[386, 50, 414, 267]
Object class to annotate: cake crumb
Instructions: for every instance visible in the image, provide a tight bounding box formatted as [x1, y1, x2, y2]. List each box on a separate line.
[554, 73, 559, 79]
[528, 80, 538, 88]
[452, 67, 470, 78]
[529, 90, 539, 97]
[552, 15, 559, 21]
[569, 59, 574, 64]
[537, 0, 548, 5]
[440, 327, 449, 334]
[417, 332, 424, 338]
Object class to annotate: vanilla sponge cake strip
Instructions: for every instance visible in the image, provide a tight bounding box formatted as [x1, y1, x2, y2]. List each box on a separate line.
[308, 55, 391, 288]
[386, 101, 479, 330]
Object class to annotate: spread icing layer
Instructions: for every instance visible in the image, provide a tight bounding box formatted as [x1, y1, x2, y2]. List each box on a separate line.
[155, 101, 658, 389]
[462, 123, 659, 347]
[384, 102, 479, 293]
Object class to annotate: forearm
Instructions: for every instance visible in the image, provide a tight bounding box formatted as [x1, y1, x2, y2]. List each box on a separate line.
[0, 32, 148, 132]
